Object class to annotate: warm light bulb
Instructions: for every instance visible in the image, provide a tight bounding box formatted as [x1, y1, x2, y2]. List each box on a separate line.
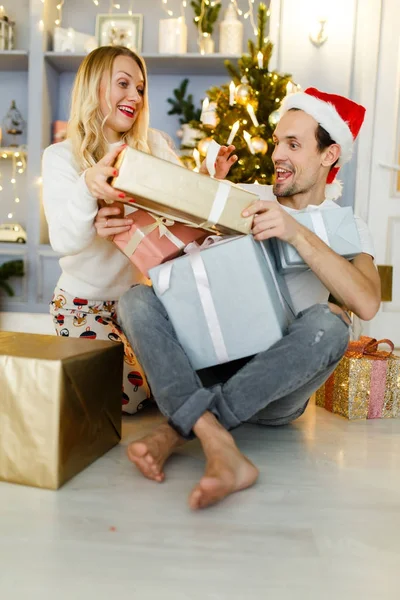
[15, 197, 20, 203]
[10, 178, 16, 184]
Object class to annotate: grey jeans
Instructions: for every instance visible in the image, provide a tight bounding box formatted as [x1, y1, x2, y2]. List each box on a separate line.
[118, 285, 350, 439]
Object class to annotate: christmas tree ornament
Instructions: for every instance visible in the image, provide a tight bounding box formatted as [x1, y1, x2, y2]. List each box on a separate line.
[268, 109, 280, 128]
[219, 3, 243, 55]
[226, 120, 240, 145]
[251, 136, 268, 155]
[235, 77, 252, 105]
[229, 81, 236, 106]
[243, 131, 255, 155]
[257, 51, 264, 68]
[3, 100, 25, 146]
[247, 104, 259, 127]
[159, 17, 187, 54]
[197, 136, 213, 156]
[200, 98, 219, 128]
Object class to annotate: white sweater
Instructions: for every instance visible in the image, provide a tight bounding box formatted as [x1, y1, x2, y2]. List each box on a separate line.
[42, 130, 182, 300]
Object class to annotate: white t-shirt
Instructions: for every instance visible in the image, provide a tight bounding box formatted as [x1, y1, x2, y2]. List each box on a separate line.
[42, 130, 182, 300]
[239, 184, 375, 315]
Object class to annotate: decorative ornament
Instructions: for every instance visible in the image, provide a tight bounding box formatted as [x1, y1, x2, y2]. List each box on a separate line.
[0, 5, 15, 50]
[268, 109, 281, 128]
[200, 98, 219, 128]
[219, 3, 243, 55]
[3, 100, 25, 146]
[181, 124, 205, 149]
[197, 136, 213, 156]
[191, 0, 221, 55]
[159, 17, 187, 54]
[251, 136, 268, 155]
[235, 76, 252, 106]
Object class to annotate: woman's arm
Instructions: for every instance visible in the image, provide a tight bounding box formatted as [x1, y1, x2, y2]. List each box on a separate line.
[42, 144, 99, 255]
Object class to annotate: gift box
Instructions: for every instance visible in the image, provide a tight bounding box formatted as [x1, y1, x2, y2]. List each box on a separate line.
[316, 337, 400, 419]
[149, 236, 294, 370]
[52, 120, 68, 143]
[272, 206, 362, 273]
[110, 147, 256, 235]
[0, 332, 123, 489]
[113, 207, 208, 277]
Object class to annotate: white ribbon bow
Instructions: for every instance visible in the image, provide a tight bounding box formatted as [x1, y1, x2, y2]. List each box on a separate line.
[124, 212, 185, 257]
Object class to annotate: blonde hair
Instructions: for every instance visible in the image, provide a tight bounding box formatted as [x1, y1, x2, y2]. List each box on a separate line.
[68, 45, 150, 172]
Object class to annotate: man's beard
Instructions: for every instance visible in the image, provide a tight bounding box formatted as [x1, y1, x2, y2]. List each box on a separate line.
[273, 180, 300, 197]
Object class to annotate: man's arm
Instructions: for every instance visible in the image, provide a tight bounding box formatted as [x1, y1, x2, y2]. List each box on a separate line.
[244, 200, 381, 321]
[291, 227, 381, 320]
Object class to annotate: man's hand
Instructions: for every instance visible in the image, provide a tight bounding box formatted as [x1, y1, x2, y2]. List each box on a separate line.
[200, 145, 238, 179]
[243, 200, 302, 243]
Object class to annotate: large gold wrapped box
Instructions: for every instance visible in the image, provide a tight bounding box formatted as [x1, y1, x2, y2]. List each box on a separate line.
[0, 332, 123, 489]
[111, 147, 256, 235]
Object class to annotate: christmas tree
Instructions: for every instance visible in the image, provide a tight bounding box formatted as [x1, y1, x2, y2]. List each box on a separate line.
[190, 3, 297, 185]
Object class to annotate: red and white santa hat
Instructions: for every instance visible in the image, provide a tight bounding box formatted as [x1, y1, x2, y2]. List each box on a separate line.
[279, 87, 366, 200]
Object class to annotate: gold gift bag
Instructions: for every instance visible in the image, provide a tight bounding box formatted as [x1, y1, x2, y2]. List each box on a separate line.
[0, 332, 123, 489]
[110, 147, 256, 235]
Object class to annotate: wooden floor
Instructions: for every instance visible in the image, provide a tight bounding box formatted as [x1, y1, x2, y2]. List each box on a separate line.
[1, 399, 399, 600]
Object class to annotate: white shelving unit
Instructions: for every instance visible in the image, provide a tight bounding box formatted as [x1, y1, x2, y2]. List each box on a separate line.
[0, 50, 29, 71]
[0, 0, 253, 313]
[44, 51, 240, 75]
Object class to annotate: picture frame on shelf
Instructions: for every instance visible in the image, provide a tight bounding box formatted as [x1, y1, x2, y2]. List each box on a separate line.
[95, 14, 143, 52]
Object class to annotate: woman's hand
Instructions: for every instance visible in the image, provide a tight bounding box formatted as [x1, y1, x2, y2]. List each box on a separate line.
[85, 145, 128, 203]
[94, 201, 133, 240]
[200, 144, 238, 179]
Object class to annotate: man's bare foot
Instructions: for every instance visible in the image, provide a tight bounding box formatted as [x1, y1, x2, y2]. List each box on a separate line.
[127, 423, 185, 483]
[189, 413, 259, 510]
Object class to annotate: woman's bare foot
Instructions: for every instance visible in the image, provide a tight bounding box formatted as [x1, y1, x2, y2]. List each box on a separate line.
[127, 423, 185, 483]
[189, 413, 259, 510]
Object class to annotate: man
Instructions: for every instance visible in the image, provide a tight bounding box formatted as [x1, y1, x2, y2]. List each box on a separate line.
[118, 88, 381, 510]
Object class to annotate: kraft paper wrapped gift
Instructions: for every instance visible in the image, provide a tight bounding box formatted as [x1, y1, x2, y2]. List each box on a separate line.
[110, 146, 256, 235]
[113, 207, 208, 277]
[0, 332, 123, 490]
[272, 206, 362, 273]
[316, 337, 400, 420]
[149, 236, 294, 370]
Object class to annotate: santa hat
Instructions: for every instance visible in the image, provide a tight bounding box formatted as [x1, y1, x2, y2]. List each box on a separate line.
[279, 87, 366, 200]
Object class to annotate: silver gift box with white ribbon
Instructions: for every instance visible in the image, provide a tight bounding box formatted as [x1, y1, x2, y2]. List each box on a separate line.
[272, 206, 362, 274]
[149, 235, 294, 371]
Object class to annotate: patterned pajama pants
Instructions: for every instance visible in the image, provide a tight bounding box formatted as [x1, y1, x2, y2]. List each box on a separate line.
[49, 287, 151, 415]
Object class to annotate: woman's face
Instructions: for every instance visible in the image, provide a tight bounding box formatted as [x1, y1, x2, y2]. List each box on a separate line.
[99, 55, 145, 143]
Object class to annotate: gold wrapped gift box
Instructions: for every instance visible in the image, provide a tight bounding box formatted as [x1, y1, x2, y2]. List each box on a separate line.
[0, 332, 123, 489]
[110, 147, 256, 235]
[316, 337, 400, 419]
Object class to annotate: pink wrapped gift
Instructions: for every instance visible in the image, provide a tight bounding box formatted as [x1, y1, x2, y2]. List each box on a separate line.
[113, 208, 208, 276]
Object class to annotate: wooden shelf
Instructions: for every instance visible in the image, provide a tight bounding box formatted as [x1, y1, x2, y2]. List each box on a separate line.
[0, 51, 29, 71]
[44, 52, 240, 75]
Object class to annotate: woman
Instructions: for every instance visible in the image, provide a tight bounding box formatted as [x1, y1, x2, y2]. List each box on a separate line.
[42, 45, 237, 414]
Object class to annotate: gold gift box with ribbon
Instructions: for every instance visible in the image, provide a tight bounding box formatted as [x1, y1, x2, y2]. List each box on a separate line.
[0, 332, 123, 490]
[110, 147, 256, 235]
[316, 337, 400, 419]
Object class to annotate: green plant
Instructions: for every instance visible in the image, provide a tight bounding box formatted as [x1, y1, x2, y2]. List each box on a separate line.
[0, 259, 24, 296]
[167, 78, 202, 125]
[191, 0, 222, 35]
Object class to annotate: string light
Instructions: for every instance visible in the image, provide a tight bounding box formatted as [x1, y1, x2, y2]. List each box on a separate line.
[0, 149, 27, 220]
[160, 0, 187, 18]
[55, 0, 64, 26]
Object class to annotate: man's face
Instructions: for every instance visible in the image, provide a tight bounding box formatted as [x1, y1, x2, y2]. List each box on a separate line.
[271, 110, 328, 198]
